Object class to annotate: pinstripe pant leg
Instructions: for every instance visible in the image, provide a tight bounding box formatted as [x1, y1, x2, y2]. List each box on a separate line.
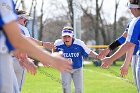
[136, 56, 140, 93]
[13, 58, 26, 91]
[132, 55, 139, 91]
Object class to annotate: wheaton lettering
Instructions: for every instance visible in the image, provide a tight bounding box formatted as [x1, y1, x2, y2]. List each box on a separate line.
[63, 53, 79, 57]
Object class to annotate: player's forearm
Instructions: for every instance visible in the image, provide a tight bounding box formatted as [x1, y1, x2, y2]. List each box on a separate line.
[108, 32, 127, 51]
[15, 36, 54, 64]
[123, 46, 134, 66]
[110, 42, 135, 62]
[89, 51, 98, 59]
[29, 37, 43, 46]
[14, 36, 53, 64]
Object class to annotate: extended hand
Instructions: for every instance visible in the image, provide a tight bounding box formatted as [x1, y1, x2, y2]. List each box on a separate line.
[13, 50, 27, 60]
[48, 52, 72, 72]
[43, 42, 56, 50]
[19, 58, 37, 75]
[120, 64, 129, 77]
[101, 57, 113, 69]
[98, 48, 110, 59]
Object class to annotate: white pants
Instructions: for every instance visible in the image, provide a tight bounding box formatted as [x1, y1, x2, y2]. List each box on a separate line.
[0, 53, 19, 93]
[136, 56, 140, 93]
[13, 57, 26, 91]
[131, 55, 138, 92]
[61, 68, 83, 93]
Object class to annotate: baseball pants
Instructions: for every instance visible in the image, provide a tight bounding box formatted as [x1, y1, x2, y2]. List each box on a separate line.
[13, 57, 26, 91]
[132, 55, 139, 92]
[136, 56, 140, 93]
[61, 67, 83, 93]
[0, 53, 20, 93]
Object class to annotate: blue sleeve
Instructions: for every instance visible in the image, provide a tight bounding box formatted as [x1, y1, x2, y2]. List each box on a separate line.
[6, 38, 15, 51]
[78, 41, 91, 57]
[81, 49, 89, 58]
[117, 36, 126, 44]
[117, 22, 129, 44]
[126, 20, 140, 44]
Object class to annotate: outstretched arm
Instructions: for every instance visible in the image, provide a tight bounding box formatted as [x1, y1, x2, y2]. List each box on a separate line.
[98, 31, 127, 59]
[3, 21, 72, 72]
[101, 42, 135, 68]
[29, 37, 55, 50]
[89, 51, 98, 59]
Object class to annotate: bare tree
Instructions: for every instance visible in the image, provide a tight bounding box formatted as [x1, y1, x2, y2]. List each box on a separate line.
[21, 0, 26, 10]
[31, 0, 37, 38]
[80, 0, 108, 44]
[67, 0, 74, 27]
[15, 0, 26, 10]
[38, 0, 44, 40]
[113, 0, 121, 40]
[95, 0, 105, 45]
[29, 0, 34, 16]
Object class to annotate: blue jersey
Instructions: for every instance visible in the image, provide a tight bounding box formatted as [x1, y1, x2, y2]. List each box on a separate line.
[126, 17, 140, 55]
[54, 39, 91, 69]
[117, 22, 139, 55]
[0, 0, 17, 53]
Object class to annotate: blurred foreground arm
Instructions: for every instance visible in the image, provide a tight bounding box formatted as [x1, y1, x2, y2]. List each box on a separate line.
[3, 21, 72, 72]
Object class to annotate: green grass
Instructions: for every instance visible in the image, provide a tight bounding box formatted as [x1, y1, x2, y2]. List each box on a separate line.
[21, 61, 137, 93]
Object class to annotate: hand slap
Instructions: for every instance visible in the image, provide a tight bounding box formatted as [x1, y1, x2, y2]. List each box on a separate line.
[101, 57, 113, 69]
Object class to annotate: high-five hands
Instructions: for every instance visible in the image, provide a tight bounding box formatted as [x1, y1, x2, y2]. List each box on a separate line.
[96, 48, 113, 69]
[97, 48, 110, 59]
[101, 57, 113, 69]
[41, 51, 72, 72]
[43, 42, 56, 50]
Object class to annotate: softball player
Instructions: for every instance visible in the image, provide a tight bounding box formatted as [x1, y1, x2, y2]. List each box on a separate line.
[98, 22, 139, 91]
[54, 26, 98, 93]
[0, 0, 20, 92]
[13, 9, 56, 91]
[101, 0, 140, 93]
[13, 10, 32, 91]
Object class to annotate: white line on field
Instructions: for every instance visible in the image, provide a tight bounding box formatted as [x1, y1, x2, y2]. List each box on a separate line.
[83, 68, 128, 81]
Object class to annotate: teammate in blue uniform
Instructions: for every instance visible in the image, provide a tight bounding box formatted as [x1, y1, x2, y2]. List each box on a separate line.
[98, 22, 139, 91]
[0, 0, 72, 92]
[13, 9, 56, 91]
[101, 0, 140, 92]
[54, 26, 98, 93]
[13, 9, 36, 91]
[0, 0, 20, 92]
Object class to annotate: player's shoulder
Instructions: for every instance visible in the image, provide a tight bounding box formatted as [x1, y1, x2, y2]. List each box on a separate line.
[0, 0, 17, 25]
[136, 17, 140, 24]
[54, 39, 64, 46]
[130, 17, 140, 29]
[132, 17, 140, 23]
[73, 39, 85, 46]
